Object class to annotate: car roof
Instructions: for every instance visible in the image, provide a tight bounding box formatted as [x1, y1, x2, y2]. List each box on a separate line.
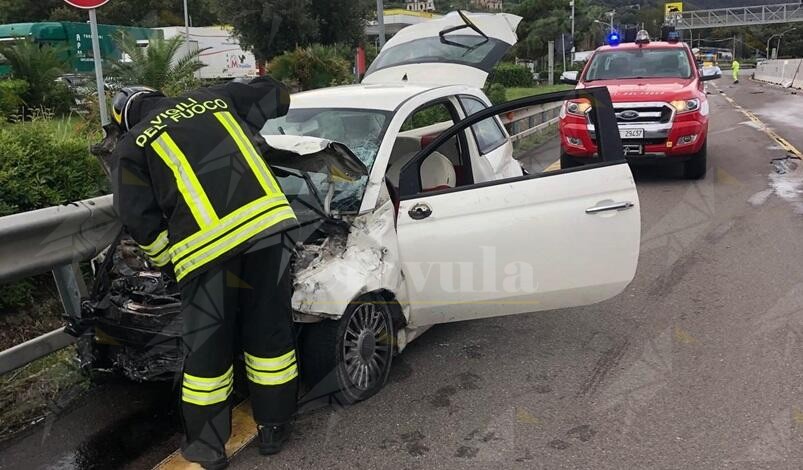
[596, 41, 688, 52]
[288, 83, 473, 111]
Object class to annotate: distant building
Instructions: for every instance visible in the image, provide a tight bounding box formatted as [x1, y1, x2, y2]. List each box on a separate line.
[365, 9, 442, 42]
[472, 0, 503, 10]
[406, 0, 436, 12]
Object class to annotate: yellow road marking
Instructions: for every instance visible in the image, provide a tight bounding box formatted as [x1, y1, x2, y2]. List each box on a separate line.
[794, 408, 803, 425]
[715, 168, 741, 186]
[154, 400, 257, 470]
[545, 158, 562, 172]
[673, 325, 697, 344]
[516, 408, 542, 424]
[713, 83, 803, 158]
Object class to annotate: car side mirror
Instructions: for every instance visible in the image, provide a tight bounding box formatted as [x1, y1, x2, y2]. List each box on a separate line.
[560, 71, 579, 85]
[700, 68, 721, 81]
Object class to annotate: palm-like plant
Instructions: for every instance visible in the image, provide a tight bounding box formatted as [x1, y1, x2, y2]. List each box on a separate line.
[0, 40, 68, 107]
[109, 35, 206, 95]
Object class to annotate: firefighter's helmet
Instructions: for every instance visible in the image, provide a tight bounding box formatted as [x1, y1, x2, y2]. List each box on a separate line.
[112, 86, 164, 131]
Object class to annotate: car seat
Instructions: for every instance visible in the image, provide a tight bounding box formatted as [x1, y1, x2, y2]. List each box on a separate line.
[386, 151, 456, 192]
[420, 152, 456, 191]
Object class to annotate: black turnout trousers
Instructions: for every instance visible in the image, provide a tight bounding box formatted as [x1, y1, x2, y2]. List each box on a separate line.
[178, 241, 298, 461]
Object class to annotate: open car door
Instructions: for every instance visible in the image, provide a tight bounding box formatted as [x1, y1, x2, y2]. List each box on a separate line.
[362, 11, 522, 88]
[395, 87, 641, 327]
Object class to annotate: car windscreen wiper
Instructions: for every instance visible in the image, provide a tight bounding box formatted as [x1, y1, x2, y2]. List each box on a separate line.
[438, 10, 489, 51]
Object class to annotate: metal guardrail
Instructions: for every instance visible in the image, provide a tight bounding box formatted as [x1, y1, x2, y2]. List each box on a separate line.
[0, 195, 120, 375]
[501, 101, 562, 142]
[0, 195, 119, 283]
[0, 101, 561, 375]
[676, 3, 803, 30]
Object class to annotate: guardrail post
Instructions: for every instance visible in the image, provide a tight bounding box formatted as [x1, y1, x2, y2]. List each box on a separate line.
[52, 262, 88, 324]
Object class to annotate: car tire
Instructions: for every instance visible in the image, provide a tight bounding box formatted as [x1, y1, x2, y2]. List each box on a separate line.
[560, 151, 583, 169]
[300, 295, 395, 405]
[683, 140, 707, 180]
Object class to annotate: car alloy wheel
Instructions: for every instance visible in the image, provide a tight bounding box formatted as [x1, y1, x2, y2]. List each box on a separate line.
[343, 302, 392, 391]
[300, 295, 395, 404]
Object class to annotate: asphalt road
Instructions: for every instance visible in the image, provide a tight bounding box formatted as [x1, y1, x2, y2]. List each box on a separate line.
[4, 75, 803, 469]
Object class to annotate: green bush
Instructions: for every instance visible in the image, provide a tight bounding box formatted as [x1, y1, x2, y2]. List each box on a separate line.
[0, 117, 106, 311]
[0, 118, 106, 216]
[0, 79, 28, 118]
[487, 83, 507, 105]
[268, 44, 353, 91]
[491, 63, 534, 88]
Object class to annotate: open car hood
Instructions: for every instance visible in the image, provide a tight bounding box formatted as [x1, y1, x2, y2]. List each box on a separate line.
[264, 135, 368, 181]
[264, 135, 370, 218]
[362, 11, 522, 88]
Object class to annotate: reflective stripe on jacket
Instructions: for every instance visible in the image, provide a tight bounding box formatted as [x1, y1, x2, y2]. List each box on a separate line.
[113, 78, 298, 283]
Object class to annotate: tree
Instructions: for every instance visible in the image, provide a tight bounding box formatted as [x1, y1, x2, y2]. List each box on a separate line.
[214, 0, 370, 61]
[0, 40, 71, 111]
[0, 0, 63, 24]
[108, 35, 205, 95]
[314, 0, 372, 46]
[0, 0, 221, 27]
[213, 0, 317, 61]
[268, 44, 353, 90]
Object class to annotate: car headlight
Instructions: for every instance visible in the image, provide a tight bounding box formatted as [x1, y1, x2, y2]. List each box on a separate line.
[670, 98, 701, 113]
[565, 99, 592, 116]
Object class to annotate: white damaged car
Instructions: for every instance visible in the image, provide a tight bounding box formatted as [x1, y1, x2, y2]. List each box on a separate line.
[82, 11, 641, 404]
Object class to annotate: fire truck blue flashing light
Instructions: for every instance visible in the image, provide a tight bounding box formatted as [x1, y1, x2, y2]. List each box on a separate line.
[607, 31, 621, 46]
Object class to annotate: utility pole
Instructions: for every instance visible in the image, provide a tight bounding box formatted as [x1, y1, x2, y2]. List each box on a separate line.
[548, 40, 555, 85]
[376, 0, 386, 49]
[732, 35, 736, 61]
[183, 0, 190, 46]
[562, 35, 566, 73]
[570, 0, 575, 63]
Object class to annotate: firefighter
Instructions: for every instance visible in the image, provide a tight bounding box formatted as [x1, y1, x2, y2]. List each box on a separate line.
[110, 77, 299, 469]
[732, 59, 740, 84]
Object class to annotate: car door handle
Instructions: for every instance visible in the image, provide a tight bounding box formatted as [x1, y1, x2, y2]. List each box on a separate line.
[408, 203, 432, 220]
[585, 201, 634, 214]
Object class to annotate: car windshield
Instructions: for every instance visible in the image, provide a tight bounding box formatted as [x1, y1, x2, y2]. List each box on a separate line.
[584, 48, 692, 81]
[262, 108, 390, 213]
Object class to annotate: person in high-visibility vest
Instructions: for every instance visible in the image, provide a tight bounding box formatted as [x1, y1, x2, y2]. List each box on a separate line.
[732, 59, 740, 84]
[110, 77, 299, 469]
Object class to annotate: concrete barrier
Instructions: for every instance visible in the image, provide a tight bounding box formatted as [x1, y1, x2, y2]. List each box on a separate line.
[754, 58, 803, 89]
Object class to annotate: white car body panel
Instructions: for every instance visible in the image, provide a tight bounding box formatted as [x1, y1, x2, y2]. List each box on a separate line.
[291, 185, 409, 324]
[396, 163, 641, 326]
[263, 54, 640, 351]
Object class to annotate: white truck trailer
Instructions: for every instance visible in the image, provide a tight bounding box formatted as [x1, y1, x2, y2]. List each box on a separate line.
[159, 26, 258, 80]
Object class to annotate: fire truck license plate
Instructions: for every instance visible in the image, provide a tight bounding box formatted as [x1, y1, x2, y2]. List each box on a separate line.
[620, 128, 644, 139]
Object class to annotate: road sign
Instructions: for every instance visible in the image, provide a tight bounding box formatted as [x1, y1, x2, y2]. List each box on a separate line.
[665, 2, 683, 24]
[665, 2, 682, 14]
[63, 0, 110, 9]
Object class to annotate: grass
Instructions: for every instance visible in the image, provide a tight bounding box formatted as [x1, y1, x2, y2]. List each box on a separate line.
[0, 345, 90, 441]
[506, 84, 573, 101]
